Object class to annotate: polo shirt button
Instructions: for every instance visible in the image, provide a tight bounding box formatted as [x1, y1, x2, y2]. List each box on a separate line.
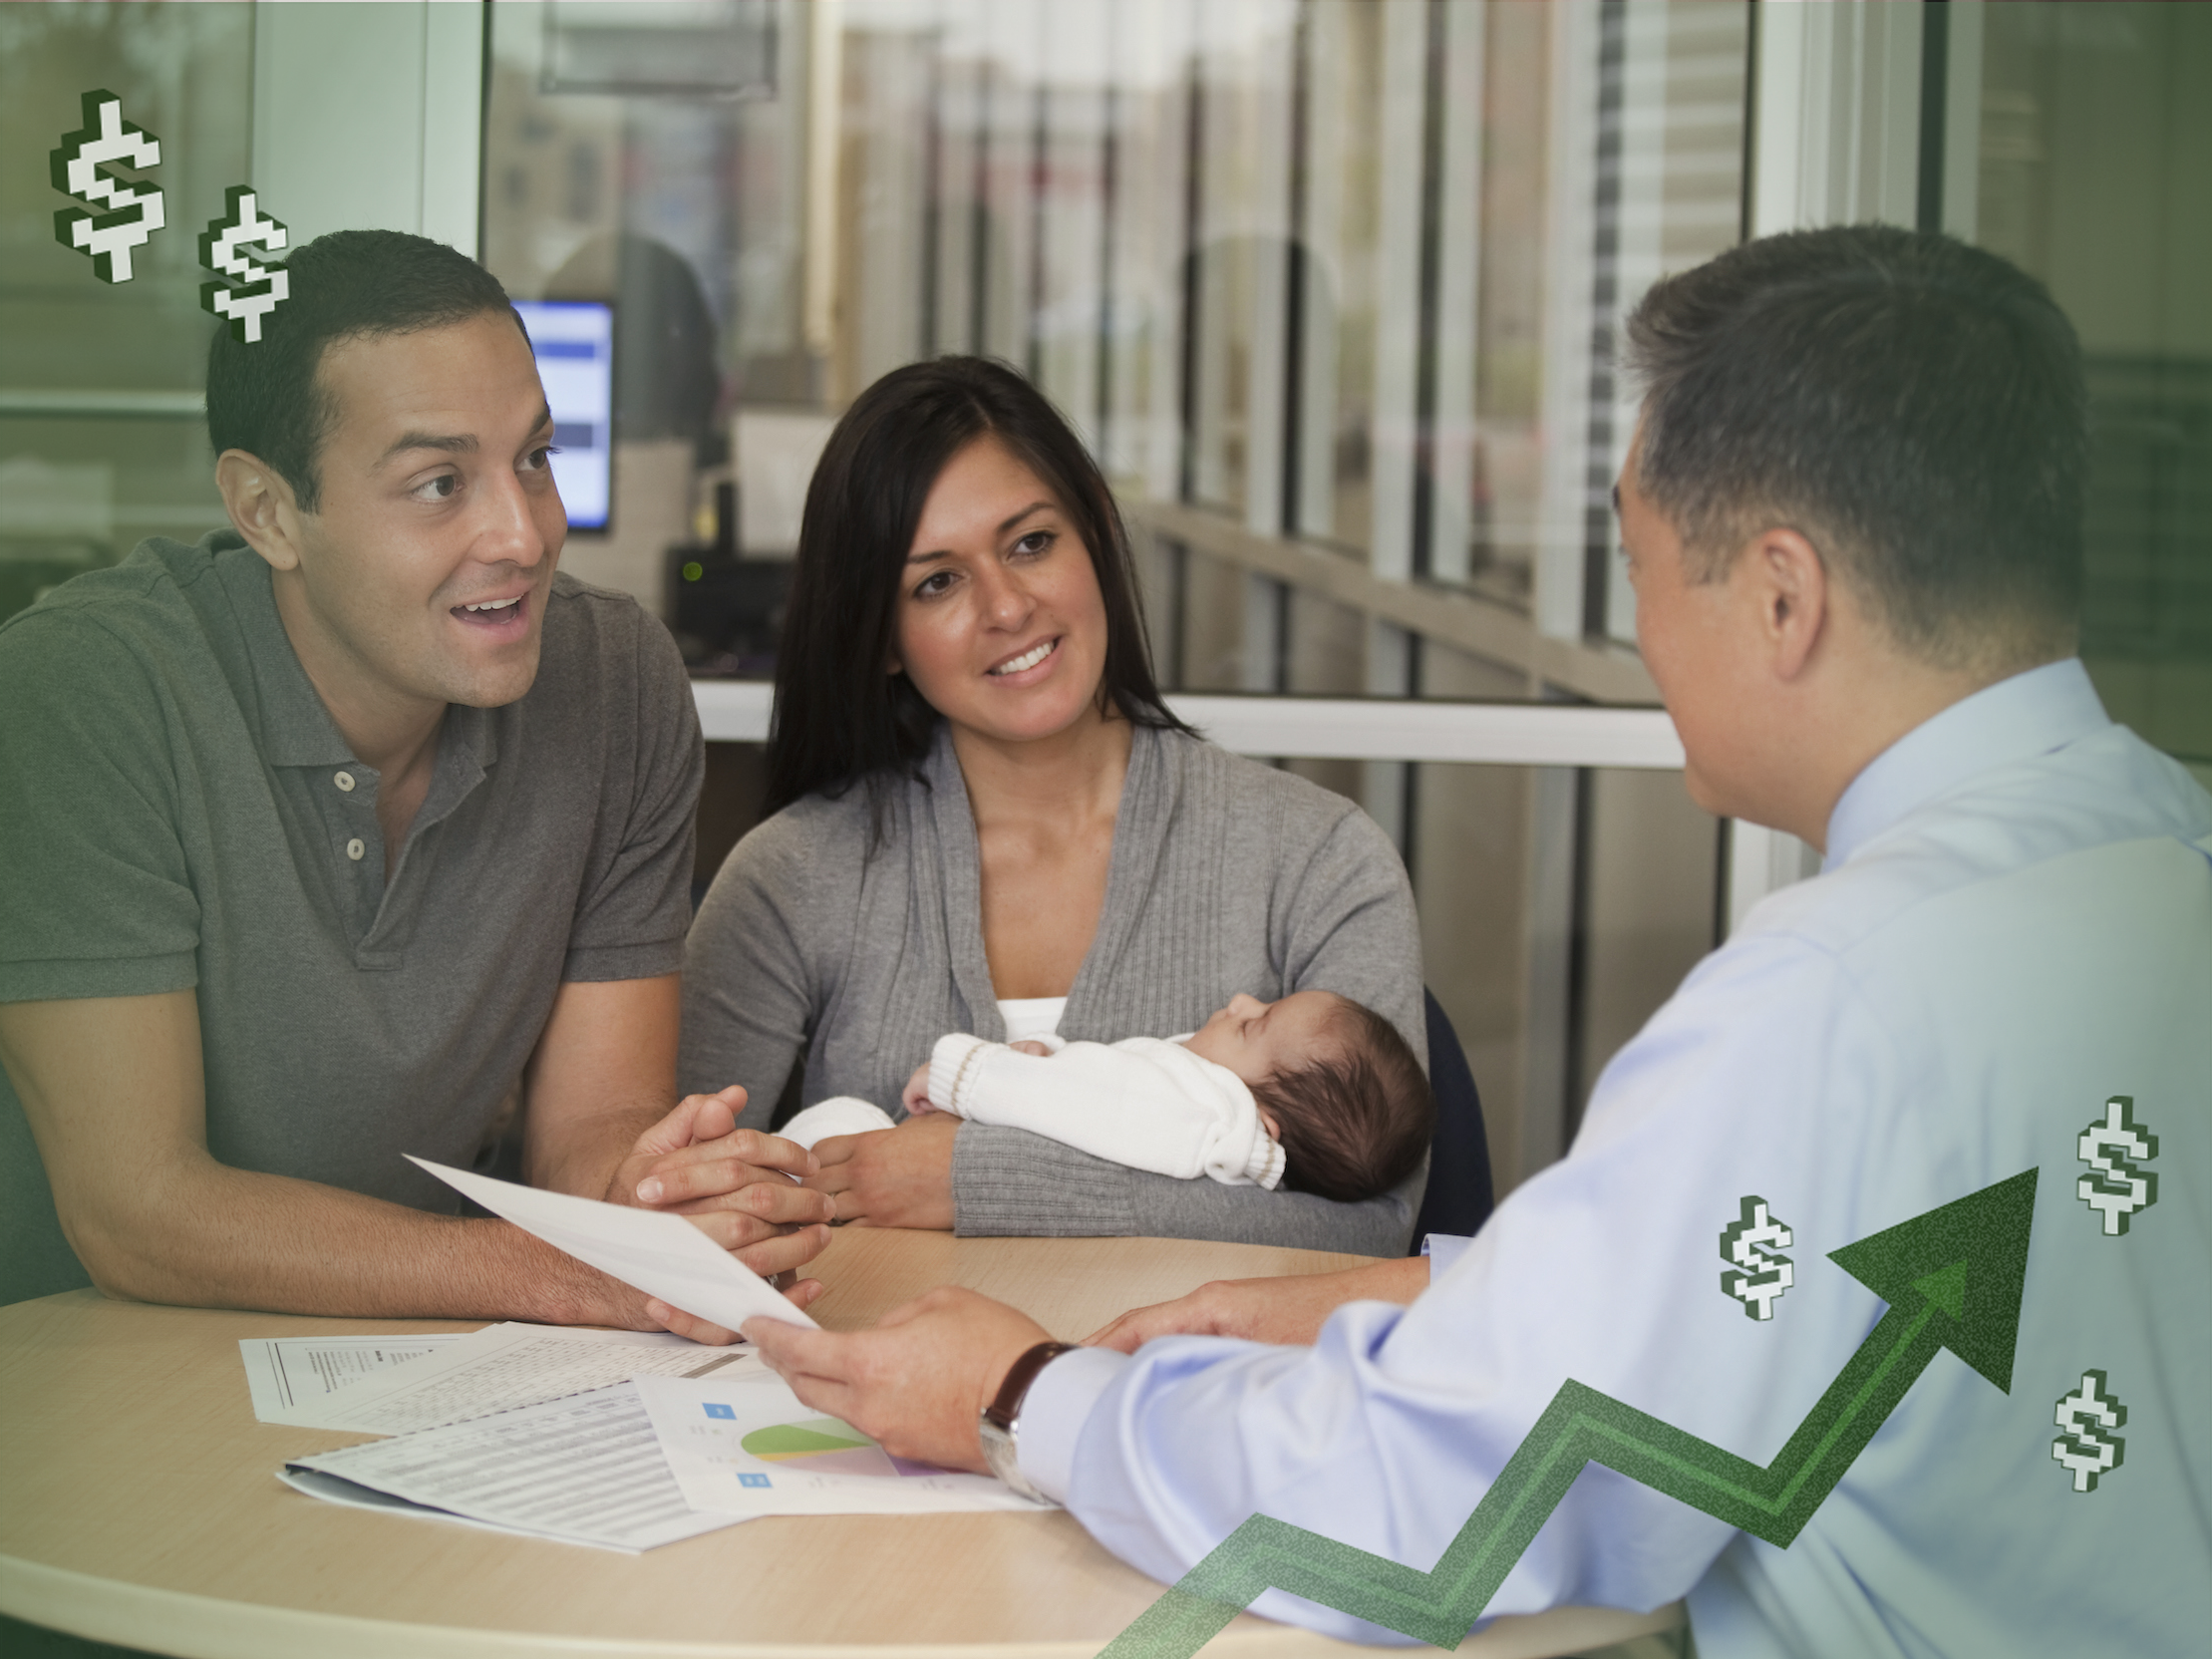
[346, 838, 366, 861]
[335, 771, 356, 792]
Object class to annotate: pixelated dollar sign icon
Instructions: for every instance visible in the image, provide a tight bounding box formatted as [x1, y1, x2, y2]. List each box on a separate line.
[199, 185, 291, 344]
[2075, 1095, 2158, 1236]
[2052, 1370, 2126, 1493]
[50, 90, 165, 283]
[1720, 1194, 1794, 1321]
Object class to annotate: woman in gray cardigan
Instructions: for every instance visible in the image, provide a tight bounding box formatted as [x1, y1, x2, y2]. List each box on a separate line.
[680, 358, 1426, 1256]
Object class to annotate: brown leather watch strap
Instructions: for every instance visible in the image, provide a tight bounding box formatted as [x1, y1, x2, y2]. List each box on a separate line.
[984, 1341, 1079, 1432]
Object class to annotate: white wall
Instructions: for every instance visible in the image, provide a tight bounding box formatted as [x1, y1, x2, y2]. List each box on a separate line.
[250, 1, 483, 256]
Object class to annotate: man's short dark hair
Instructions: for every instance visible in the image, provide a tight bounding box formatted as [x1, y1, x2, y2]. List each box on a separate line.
[1254, 997, 1434, 1205]
[205, 230, 523, 513]
[1625, 224, 2087, 673]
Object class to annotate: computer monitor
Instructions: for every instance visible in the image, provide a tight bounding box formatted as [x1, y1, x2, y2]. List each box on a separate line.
[513, 299, 613, 531]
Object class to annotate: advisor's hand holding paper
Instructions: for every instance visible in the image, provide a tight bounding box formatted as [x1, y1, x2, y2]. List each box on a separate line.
[410, 1157, 820, 1343]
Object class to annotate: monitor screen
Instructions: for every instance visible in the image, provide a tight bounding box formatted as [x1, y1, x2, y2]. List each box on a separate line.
[513, 299, 613, 531]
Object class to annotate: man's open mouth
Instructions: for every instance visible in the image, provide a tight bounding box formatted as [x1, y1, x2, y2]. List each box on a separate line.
[454, 594, 527, 627]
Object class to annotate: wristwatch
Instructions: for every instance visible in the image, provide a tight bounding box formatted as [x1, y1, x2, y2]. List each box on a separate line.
[977, 1340, 1078, 1502]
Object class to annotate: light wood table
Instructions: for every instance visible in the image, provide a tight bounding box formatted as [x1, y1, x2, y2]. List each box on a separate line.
[0, 1231, 1682, 1658]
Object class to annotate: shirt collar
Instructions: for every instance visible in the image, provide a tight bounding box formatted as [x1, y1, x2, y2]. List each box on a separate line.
[219, 537, 357, 768]
[218, 532, 501, 775]
[1823, 658, 2112, 869]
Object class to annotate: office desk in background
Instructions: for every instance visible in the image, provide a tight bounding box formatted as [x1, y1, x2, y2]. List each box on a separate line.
[0, 1230, 1684, 1658]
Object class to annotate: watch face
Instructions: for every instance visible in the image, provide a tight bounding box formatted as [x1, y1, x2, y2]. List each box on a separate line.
[978, 1415, 1046, 1503]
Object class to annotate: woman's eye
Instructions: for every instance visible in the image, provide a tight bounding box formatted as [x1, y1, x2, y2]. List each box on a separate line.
[1012, 529, 1055, 557]
[913, 570, 954, 599]
[524, 445, 558, 473]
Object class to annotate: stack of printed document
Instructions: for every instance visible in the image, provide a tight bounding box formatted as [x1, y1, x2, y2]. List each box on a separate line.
[257, 1161, 1041, 1550]
[260, 1322, 765, 1551]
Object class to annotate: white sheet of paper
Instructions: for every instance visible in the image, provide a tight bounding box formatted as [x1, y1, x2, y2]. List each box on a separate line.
[240, 1333, 464, 1425]
[281, 1382, 742, 1552]
[285, 1320, 767, 1437]
[406, 1156, 818, 1335]
[634, 1371, 1045, 1516]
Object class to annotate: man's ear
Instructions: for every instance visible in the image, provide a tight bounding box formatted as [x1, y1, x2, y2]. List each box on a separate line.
[1744, 525, 1829, 683]
[214, 450, 307, 573]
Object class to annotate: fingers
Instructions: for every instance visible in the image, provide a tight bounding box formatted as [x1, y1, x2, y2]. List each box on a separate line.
[629, 1088, 747, 1161]
[643, 1298, 743, 1345]
[733, 1221, 832, 1280]
[678, 1205, 828, 1260]
[1084, 1284, 1231, 1351]
[639, 1126, 817, 1188]
[743, 1313, 850, 1386]
[683, 1091, 741, 1146]
[664, 1183, 836, 1227]
[1085, 1306, 1156, 1352]
[663, 1176, 834, 1232]
[635, 1132, 822, 1206]
[781, 1277, 826, 1312]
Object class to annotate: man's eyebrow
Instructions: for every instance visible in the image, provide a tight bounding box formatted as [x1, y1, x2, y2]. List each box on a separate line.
[905, 499, 1059, 563]
[379, 430, 477, 466]
[377, 407, 552, 468]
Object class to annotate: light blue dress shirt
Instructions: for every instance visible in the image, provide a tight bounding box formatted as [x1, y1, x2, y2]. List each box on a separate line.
[1020, 660, 2212, 1656]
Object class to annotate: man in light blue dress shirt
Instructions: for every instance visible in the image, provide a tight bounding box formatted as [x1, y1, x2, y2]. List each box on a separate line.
[739, 226, 2210, 1656]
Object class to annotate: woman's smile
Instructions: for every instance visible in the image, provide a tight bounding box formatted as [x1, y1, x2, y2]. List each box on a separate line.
[986, 636, 1060, 680]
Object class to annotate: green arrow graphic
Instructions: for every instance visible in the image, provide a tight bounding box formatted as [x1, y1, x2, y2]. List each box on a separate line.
[1099, 1167, 2038, 1659]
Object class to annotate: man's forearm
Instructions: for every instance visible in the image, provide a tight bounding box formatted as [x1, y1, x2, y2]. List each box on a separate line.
[67, 1152, 636, 1325]
[520, 975, 685, 1202]
[526, 1097, 667, 1200]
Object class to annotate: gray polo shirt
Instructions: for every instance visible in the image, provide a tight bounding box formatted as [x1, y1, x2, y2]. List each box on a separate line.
[0, 532, 703, 1305]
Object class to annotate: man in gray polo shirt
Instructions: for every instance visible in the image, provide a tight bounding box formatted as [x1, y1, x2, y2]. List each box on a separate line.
[0, 231, 831, 1315]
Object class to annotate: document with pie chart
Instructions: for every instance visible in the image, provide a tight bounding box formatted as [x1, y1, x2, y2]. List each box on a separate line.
[635, 1371, 1045, 1515]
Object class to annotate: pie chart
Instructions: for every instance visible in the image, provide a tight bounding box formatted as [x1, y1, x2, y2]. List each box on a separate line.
[741, 1417, 938, 1479]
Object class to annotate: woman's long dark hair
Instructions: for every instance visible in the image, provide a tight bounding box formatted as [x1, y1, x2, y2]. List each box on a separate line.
[765, 356, 1189, 826]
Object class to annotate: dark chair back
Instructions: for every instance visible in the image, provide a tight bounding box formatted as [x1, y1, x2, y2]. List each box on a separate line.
[1411, 987, 1495, 1251]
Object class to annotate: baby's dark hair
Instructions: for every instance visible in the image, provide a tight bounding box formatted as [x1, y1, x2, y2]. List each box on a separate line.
[1250, 997, 1433, 1203]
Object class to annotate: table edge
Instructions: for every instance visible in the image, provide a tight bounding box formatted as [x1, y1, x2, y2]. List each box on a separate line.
[1, 1554, 1683, 1659]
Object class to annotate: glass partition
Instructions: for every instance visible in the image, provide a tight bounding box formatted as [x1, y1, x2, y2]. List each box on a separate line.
[0, 2, 251, 619]
[9, 2, 2192, 1197]
[1971, 0, 2211, 772]
[475, 0, 1743, 1194]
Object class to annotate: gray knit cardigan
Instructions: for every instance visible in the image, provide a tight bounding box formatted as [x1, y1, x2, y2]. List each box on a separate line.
[679, 721, 1427, 1254]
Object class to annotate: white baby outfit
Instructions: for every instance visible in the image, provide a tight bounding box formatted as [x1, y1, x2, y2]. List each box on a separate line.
[781, 1016, 1286, 1190]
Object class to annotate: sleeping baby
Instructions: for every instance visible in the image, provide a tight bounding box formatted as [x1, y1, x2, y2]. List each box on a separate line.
[780, 990, 1433, 1204]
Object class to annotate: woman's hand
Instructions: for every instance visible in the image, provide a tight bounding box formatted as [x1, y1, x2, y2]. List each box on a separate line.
[803, 1111, 959, 1228]
[1086, 1257, 1430, 1352]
